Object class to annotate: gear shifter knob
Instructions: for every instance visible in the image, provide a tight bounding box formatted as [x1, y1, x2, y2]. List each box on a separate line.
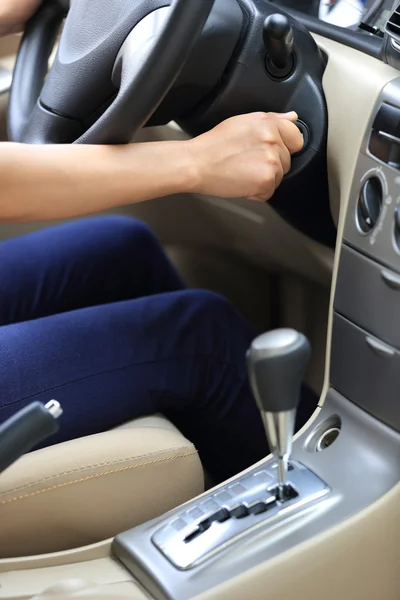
[263, 14, 294, 78]
[247, 329, 311, 414]
[246, 329, 311, 495]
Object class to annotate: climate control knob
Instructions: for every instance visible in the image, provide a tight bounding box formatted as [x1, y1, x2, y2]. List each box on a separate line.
[357, 176, 383, 233]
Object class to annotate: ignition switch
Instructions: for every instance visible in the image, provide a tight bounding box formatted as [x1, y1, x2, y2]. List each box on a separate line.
[293, 120, 310, 156]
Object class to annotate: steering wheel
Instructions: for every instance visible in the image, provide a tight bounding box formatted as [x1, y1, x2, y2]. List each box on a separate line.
[8, 0, 215, 144]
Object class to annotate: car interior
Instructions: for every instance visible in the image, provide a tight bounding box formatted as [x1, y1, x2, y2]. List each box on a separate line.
[0, 0, 399, 598]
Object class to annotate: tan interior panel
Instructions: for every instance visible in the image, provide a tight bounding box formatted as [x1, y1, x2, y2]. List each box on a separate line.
[0, 35, 19, 59]
[0, 418, 203, 558]
[0, 35, 18, 140]
[1, 558, 152, 600]
[0, 93, 8, 139]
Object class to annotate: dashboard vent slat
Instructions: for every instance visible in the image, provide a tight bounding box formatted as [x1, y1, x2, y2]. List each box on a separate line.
[386, 3, 400, 40]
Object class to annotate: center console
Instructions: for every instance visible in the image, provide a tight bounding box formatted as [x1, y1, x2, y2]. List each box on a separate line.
[109, 79, 400, 600]
[112, 392, 398, 600]
[332, 78, 400, 432]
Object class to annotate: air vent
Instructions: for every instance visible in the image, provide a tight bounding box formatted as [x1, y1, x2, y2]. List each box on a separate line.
[386, 3, 400, 41]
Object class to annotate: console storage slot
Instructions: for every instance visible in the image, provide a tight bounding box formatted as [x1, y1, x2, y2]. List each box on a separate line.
[335, 245, 400, 349]
[331, 313, 400, 430]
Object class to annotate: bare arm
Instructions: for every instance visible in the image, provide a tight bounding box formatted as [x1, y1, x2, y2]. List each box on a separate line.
[0, 141, 196, 221]
[0, 1, 198, 220]
[0, 112, 303, 222]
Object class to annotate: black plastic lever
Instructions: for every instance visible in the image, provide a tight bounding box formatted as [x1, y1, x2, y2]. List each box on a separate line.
[0, 400, 62, 474]
[263, 13, 295, 78]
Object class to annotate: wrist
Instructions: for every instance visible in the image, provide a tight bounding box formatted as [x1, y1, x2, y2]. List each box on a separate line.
[123, 140, 201, 199]
[178, 138, 205, 195]
[163, 139, 201, 195]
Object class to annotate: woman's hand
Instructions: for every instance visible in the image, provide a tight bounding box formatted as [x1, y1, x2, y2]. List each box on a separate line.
[189, 111, 303, 201]
[0, 0, 42, 36]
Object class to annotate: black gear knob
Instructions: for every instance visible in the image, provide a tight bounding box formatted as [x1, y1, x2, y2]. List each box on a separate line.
[246, 328, 311, 414]
[263, 14, 294, 78]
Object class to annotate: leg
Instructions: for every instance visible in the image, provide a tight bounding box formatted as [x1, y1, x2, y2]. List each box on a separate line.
[0, 290, 267, 482]
[0, 215, 184, 325]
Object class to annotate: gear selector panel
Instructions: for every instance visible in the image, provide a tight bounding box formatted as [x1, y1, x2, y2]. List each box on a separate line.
[152, 461, 329, 570]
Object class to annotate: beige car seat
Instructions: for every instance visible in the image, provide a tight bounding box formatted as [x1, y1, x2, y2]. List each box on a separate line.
[0, 415, 204, 558]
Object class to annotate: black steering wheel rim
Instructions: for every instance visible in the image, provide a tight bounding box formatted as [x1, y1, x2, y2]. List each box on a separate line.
[8, 0, 215, 145]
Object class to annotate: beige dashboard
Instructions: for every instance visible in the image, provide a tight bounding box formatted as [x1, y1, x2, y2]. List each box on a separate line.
[0, 34, 399, 600]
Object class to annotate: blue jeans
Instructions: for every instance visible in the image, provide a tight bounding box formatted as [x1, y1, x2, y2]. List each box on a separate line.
[0, 216, 271, 482]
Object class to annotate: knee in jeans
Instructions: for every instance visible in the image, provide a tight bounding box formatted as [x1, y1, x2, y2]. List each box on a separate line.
[97, 216, 161, 253]
[180, 289, 236, 320]
[103, 215, 154, 240]
[176, 289, 255, 360]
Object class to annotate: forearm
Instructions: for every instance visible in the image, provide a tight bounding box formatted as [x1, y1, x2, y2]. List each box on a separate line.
[0, 141, 196, 221]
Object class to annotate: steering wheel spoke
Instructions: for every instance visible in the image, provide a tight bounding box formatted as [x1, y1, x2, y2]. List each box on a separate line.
[8, 0, 215, 145]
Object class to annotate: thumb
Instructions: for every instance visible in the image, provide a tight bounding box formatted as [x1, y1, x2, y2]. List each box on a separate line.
[270, 111, 298, 122]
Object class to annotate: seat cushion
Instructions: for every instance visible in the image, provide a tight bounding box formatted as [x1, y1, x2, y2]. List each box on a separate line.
[0, 415, 203, 558]
[114, 413, 181, 432]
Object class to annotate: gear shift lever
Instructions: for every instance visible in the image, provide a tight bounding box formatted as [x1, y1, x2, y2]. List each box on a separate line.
[246, 329, 311, 499]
